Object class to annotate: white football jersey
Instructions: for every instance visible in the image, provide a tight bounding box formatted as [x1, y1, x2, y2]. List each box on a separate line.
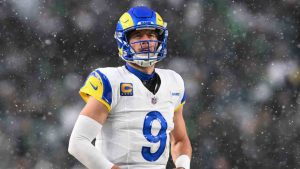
[79, 65, 186, 169]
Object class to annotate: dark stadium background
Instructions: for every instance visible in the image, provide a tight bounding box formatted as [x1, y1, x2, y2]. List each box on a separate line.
[1, 0, 300, 168]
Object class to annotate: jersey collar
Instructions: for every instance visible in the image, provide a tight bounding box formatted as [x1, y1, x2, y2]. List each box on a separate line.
[125, 63, 155, 81]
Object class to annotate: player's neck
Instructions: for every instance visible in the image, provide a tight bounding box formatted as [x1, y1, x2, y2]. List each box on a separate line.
[127, 63, 155, 75]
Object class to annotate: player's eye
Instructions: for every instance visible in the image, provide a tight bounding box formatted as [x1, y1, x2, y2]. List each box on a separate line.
[135, 34, 141, 38]
[148, 32, 158, 39]
[130, 33, 141, 40]
[149, 34, 155, 37]
[149, 32, 156, 37]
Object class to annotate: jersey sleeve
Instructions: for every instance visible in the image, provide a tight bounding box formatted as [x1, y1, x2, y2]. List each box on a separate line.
[173, 72, 187, 112]
[79, 69, 112, 111]
[175, 90, 186, 111]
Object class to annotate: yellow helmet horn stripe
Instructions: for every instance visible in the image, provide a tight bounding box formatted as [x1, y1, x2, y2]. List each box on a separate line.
[119, 12, 134, 30]
[156, 12, 164, 27]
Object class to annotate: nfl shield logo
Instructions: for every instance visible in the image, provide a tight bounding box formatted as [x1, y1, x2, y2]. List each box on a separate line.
[151, 97, 158, 104]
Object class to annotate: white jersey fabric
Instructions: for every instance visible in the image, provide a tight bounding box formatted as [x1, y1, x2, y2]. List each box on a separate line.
[79, 65, 186, 169]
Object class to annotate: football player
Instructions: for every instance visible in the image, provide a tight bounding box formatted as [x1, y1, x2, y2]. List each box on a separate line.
[68, 6, 192, 169]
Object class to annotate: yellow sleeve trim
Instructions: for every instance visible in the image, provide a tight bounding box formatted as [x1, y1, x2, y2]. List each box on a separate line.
[79, 91, 112, 112]
[79, 74, 112, 112]
[174, 101, 186, 112]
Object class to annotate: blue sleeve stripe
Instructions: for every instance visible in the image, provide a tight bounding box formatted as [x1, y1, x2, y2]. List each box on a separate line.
[181, 91, 187, 104]
[95, 70, 112, 105]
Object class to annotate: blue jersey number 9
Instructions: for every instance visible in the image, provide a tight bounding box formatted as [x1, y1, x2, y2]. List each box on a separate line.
[142, 111, 168, 161]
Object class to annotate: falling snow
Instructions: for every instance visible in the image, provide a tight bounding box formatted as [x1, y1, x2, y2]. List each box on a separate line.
[0, 0, 300, 169]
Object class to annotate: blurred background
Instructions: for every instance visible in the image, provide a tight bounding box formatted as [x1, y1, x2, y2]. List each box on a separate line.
[1, 0, 300, 168]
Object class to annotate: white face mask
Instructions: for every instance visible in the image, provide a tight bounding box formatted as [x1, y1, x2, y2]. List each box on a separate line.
[133, 53, 155, 59]
[133, 60, 158, 67]
[130, 45, 162, 67]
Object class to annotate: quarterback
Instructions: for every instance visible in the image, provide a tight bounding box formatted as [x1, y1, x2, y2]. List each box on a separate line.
[68, 6, 192, 169]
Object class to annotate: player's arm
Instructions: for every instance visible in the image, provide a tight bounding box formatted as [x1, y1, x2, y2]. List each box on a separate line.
[170, 105, 192, 169]
[68, 96, 120, 169]
[68, 70, 120, 169]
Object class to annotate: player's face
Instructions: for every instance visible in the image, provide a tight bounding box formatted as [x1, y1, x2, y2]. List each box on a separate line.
[128, 29, 158, 53]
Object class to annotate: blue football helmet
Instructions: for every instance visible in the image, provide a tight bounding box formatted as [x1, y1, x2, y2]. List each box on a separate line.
[114, 6, 168, 67]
